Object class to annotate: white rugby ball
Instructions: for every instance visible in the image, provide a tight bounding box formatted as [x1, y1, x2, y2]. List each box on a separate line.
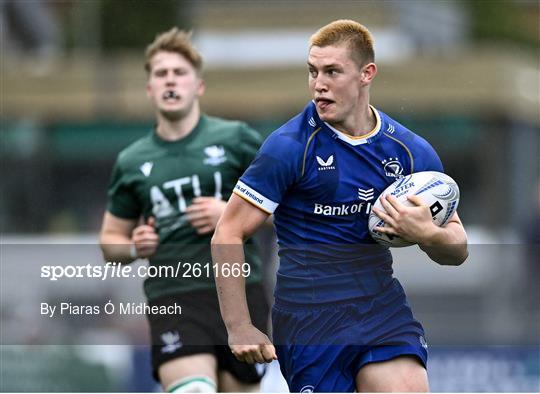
[368, 171, 460, 247]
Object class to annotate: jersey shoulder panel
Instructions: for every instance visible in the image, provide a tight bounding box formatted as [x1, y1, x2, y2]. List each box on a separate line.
[236, 102, 321, 212]
[204, 115, 263, 157]
[260, 102, 320, 159]
[196, 114, 263, 172]
[379, 111, 443, 173]
[199, 115, 259, 144]
[107, 136, 155, 220]
[201, 114, 246, 134]
[115, 133, 157, 169]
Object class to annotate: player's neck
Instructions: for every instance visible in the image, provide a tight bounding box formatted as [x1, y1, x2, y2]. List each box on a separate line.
[334, 103, 376, 138]
[155, 105, 200, 141]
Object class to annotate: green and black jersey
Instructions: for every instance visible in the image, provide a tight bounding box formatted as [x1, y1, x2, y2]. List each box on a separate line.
[107, 114, 264, 301]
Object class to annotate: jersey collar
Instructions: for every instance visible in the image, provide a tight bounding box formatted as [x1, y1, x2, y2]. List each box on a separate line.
[151, 114, 206, 147]
[323, 105, 382, 146]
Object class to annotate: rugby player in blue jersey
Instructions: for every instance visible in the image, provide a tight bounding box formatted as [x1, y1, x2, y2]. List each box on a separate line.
[212, 20, 468, 392]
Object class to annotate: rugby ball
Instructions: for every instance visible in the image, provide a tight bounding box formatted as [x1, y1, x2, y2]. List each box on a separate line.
[368, 171, 460, 247]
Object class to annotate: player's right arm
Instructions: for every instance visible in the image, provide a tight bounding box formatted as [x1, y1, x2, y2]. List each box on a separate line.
[211, 194, 277, 364]
[99, 212, 159, 264]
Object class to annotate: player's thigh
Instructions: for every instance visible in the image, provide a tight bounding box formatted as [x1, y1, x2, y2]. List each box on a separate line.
[158, 353, 218, 390]
[218, 370, 260, 392]
[355, 355, 428, 392]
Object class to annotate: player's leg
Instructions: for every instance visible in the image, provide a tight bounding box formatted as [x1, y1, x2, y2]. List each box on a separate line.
[355, 355, 428, 392]
[351, 279, 429, 392]
[159, 354, 218, 392]
[148, 293, 220, 392]
[275, 344, 357, 392]
[272, 300, 360, 392]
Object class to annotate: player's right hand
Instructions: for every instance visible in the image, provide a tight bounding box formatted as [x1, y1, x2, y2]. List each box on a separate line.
[228, 323, 277, 364]
[131, 217, 159, 258]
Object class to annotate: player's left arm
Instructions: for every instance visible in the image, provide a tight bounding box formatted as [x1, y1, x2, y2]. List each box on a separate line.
[374, 194, 468, 266]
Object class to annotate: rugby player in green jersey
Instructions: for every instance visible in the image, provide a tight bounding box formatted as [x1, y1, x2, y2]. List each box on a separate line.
[99, 28, 268, 392]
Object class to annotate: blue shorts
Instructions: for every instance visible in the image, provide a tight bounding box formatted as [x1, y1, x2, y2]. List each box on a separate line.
[272, 279, 428, 392]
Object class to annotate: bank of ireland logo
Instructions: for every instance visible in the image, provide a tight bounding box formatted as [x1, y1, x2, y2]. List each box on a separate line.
[300, 385, 315, 393]
[203, 145, 227, 166]
[316, 155, 335, 171]
[382, 157, 404, 178]
[160, 330, 183, 354]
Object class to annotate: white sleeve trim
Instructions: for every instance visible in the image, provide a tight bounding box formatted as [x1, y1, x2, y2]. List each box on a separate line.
[233, 180, 278, 214]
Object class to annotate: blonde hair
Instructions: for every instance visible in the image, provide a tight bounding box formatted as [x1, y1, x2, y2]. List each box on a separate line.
[144, 27, 203, 74]
[309, 20, 375, 67]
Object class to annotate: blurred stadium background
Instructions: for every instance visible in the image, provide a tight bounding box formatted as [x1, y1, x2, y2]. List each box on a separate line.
[1, 0, 539, 391]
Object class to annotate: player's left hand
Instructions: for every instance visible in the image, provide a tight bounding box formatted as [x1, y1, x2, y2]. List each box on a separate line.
[186, 197, 227, 234]
[372, 194, 437, 244]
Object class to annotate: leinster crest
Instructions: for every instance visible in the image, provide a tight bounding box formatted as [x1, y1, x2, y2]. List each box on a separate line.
[382, 157, 404, 178]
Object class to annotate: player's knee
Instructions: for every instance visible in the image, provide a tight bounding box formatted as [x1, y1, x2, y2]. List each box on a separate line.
[166, 376, 217, 393]
[396, 374, 429, 392]
[358, 374, 428, 393]
[389, 363, 428, 392]
[357, 356, 428, 392]
[396, 371, 428, 391]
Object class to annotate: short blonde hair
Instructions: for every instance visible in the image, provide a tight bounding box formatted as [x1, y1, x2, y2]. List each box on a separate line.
[310, 20, 375, 67]
[144, 27, 203, 74]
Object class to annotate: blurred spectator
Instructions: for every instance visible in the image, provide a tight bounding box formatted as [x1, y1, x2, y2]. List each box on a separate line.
[1, 0, 62, 74]
[521, 180, 540, 309]
[391, 0, 469, 56]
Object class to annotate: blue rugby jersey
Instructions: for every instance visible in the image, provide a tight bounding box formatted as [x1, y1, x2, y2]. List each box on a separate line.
[234, 101, 443, 304]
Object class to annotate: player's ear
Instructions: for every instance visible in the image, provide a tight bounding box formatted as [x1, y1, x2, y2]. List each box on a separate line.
[145, 80, 153, 99]
[197, 78, 206, 97]
[360, 63, 377, 85]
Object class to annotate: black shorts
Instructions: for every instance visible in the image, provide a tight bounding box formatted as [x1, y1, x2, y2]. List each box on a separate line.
[147, 283, 269, 383]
